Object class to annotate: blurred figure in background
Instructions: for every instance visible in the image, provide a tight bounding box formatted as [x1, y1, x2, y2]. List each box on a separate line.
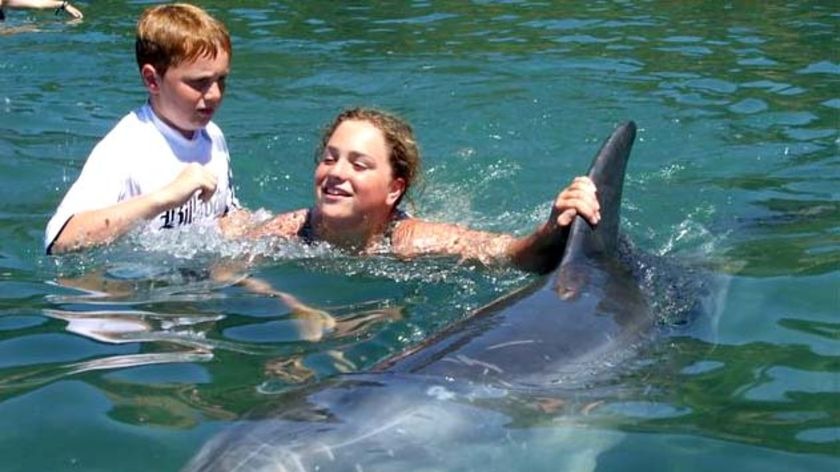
[0, 0, 84, 20]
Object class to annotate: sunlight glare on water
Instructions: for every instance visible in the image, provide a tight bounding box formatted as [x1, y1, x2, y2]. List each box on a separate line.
[0, 1, 837, 471]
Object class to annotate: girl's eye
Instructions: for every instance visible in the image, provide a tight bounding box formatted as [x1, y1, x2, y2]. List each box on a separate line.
[351, 155, 374, 170]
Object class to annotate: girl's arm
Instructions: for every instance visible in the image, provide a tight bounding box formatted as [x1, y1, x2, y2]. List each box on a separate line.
[392, 176, 600, 274]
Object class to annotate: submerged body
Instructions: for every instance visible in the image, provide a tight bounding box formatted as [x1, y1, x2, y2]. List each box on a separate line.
[185, 122, 673, 471]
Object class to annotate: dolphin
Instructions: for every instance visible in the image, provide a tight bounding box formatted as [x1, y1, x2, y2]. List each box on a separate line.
[185, 122, 657, 472]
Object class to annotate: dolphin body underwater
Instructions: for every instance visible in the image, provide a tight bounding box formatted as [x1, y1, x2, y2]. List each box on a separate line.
[185, 122, 703, 471]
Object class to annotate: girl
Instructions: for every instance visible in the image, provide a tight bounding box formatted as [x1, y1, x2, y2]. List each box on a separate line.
[246, 107, 600, 275]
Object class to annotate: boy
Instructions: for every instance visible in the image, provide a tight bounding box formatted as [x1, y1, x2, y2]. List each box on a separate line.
[45, 3, 241, 254]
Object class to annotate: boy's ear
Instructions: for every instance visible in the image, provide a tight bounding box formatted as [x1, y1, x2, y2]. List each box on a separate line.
[386, 177, 406, 206]
[140, 64, 161, 93]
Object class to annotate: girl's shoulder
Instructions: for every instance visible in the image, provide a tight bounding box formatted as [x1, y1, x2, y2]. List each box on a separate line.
[246, 208, 309, 239]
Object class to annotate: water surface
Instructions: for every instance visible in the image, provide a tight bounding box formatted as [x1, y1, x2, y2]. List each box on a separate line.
[0, 2, 837, 471]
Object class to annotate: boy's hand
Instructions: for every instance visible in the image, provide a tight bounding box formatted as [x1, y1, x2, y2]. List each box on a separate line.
[550, 176, 600, 228]
[159, 163, 218, 209]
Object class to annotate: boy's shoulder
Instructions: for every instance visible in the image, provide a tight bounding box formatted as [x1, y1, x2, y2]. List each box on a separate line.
[203, 120, 228, 151]
[99, 105, 158, 145]
[96, 104, 227, 155]
[204, 120, 226, 139]
[88, 104, 173, 167]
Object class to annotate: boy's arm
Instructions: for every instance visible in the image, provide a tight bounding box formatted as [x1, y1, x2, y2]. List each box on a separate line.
[392, 177, 600, 274]
[4, 0, 83, 18]
[49, 163, 218, 254]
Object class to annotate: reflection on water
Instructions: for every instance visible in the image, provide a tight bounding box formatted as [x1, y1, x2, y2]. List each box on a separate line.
[14, 229, 531, 415]
[0, 1, 836, 471]
[43, 308, 223, 346]
[625, 337, 840, 456]
[26, 248, 420, 395]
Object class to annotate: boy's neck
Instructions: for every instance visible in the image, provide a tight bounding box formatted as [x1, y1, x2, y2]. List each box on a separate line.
[148, 100, 196, 140]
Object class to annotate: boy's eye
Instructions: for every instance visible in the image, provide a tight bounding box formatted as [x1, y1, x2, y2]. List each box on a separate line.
[187, 78, 214, 91]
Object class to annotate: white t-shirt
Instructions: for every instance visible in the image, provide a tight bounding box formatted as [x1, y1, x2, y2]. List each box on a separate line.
[45, 103, 240, 252]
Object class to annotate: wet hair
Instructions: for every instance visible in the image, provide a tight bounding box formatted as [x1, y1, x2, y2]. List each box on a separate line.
[316, 107, 421, 208]
[135, 3, 231, 77]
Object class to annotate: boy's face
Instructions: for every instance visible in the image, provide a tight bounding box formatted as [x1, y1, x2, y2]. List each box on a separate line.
[142, 51, 230, 139]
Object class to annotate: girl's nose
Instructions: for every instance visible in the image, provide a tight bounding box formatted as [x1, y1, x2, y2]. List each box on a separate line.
[326, 157, 350, 179]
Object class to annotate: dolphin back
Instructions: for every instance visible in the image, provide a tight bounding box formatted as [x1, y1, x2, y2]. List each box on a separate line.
[563, 121, 636, 263]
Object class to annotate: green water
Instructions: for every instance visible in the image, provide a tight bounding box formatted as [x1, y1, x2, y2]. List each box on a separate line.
[1, 1, 837, 471]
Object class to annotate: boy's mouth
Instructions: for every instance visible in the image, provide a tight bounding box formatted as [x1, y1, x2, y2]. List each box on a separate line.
[196, 107, 215, 118]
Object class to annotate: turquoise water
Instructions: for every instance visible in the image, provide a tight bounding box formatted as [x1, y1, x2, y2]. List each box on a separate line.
[1, 1, 838, 471]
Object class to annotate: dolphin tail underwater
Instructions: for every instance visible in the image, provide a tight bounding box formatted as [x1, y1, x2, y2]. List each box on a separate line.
[184, 121, 671, 472]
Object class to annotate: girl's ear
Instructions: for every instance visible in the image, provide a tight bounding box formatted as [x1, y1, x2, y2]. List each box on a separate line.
[386, 177, 406, 206]
[141, 64, 160, 94]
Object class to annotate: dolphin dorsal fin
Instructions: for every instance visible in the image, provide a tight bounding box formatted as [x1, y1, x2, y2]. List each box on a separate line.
[561, 121, 636, 264]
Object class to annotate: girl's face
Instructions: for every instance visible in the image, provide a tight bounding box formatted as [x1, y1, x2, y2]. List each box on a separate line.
[314, 119, 405, 232]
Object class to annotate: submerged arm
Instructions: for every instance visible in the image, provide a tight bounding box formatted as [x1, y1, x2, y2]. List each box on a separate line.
[211, 263, 337, 342]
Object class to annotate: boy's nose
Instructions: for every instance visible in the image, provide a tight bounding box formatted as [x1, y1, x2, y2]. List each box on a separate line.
[205, 80, 223, 102]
